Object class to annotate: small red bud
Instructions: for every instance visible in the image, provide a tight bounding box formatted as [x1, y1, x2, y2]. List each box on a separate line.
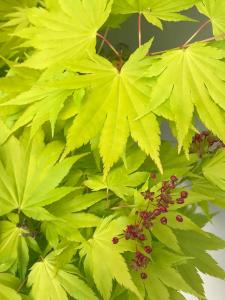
[159, 206, 168, 213]
[153, 208, 161, 216]
[168, 182, 175, 189]
[160, 217, 167, 225]
[141, 272, 148, 280]
[144, 246, 153, 254]
[139, 234, 146, 241]
[180, 191, 188, 198]
[176, 198, 184, 204]
[195, 133, 202, 142]
[170, 175, 178, 182]
[112, 237, 119, 244]
[176, 215, 183, 222]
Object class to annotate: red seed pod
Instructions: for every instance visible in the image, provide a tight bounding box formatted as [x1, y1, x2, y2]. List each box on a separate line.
[153, 208, 161, 216]
[168, 182, 175, 189]
[112, 237, 119, 244]
[144, 246, 153, 254]
[139, 234, 146, 241]
[170, 175, 178, 182]
[141, 190, 154, 200]
[176, 215, 183, 222]
[140, 211, 150, 220]
[159, 206, 168, 213]
[141, 272, 148, 280]
[176, 198, 184, 204]
[180, 191, 188, 198]
[161, 187, 166, 193]
[160, 217, 167, 225]
[195, 133, 202, 142]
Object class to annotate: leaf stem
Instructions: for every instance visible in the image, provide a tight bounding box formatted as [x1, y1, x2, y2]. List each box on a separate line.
[149, 32, 225, 56]
[181, 19, 211, 47]
[17, 276, 28, 292]
[138, 13, 142, 47]
[106, 187, 109, 209]
[111, 204, 136, 210]
[96, 33, 120, 59]
[97, 27, 109, 54]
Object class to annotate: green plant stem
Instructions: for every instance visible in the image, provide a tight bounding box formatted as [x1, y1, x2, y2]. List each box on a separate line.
[17, 276, 28, 292]
[106, 187, 110, 208]
[138, 13, 142, 47]
[96, 32, 121, 59]
[182, 19, 211, 47]
[111, 204, 136, 210]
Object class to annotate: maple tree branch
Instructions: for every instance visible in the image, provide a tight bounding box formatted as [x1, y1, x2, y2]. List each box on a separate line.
[96, 32, 121, 59]
[182, 19, 211, 47]
[138, 13, 142, 47]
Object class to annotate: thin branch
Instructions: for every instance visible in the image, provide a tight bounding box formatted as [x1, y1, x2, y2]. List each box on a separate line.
[148, 49, 167, 56]
[138, 13, 142, 47]
[17, 276, 28, 292]
[96, 33, 120, 59]
[106, 187, 109, 209]
[97, 27, 109, 54]
[197, 33, 225, 43]
[111, 204, 136, 210]
[149, 32, 225, 56]
[182, 19, 211, 47]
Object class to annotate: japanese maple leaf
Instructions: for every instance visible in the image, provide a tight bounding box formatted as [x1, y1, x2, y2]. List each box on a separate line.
[45, 41, 162, 176]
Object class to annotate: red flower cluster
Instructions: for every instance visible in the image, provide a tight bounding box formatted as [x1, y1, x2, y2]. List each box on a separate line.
[191, 131, 225, 157]
[112, 174, 188, 279]
[124, 224, 144, 240]
[132, 251, 149, 270]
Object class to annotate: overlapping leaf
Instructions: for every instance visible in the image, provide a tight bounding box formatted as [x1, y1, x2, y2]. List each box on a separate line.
[0, 130, 85, 220]
[176, 230, 225, 279]
[15, 0, 112, 69]
[0, 221, 29, 273]
[79, 217, 141, 300]
[0, 273, 24, 300]
[197, 0, 225, 37]
[42, 192, 105, 247]
[48, 41, 161, 176]
[202, 149, 225, 191]
[0, 69, 84, 138]
[84, 146, 148, 199]
[192, 177, 225, 208]
[0, 0, 37, 61]
[112, 0, 198, 29]
[112, 0, 150, 14]
[145, 43, 225, 150]
[28, 250, 98, 300]
[139, 244, 202, 299]
[0, 283, 22, 300]
[151, 210, 208, 253]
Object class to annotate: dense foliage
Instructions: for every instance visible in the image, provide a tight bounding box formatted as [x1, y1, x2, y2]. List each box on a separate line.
[0, 0, 225, 299]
